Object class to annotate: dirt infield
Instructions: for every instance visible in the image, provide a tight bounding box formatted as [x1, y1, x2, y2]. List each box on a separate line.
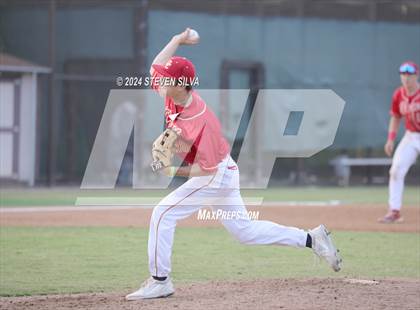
[1, 278, 419, 310]
[1, 203, 419, 309]
[1, 203, 419, 233]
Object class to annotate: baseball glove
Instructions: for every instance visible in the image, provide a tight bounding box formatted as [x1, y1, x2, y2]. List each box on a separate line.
[151, 128, 179, 172]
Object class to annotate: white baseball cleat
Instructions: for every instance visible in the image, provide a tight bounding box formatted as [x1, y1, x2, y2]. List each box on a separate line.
[309, 225, 342, 272]
[125, 277, 175, 300]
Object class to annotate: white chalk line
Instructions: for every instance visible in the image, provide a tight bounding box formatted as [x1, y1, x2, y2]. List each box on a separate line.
[0, 199, 342, 213]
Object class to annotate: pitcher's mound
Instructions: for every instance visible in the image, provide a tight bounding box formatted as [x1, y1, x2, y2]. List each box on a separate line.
[2, 278, 419, 310]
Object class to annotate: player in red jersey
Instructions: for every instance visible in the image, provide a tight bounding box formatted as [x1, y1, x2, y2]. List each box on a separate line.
[126, 29, 342, 300]
[379, 61, 420, 223]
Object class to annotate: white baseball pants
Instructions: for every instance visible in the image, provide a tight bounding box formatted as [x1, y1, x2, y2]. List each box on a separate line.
[389, 131, 420, 211]
[148, 155, 308, 277]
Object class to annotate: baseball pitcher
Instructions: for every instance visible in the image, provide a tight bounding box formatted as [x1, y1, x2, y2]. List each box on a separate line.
[126, 28, 342, 300]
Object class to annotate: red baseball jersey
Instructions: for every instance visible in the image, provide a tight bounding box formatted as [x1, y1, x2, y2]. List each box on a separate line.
[151, 68, 230, 172]
[390, 86, 420, 132]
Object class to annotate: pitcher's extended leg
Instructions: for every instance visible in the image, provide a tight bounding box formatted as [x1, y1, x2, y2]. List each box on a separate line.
[212, 190, 307, 248]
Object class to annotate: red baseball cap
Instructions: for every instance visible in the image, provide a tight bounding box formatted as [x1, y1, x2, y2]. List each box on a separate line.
[152, 56, 196, 81]
[399, 61, 418, 75]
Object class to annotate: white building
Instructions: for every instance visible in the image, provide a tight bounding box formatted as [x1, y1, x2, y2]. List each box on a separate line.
[0, 53, 50, 186]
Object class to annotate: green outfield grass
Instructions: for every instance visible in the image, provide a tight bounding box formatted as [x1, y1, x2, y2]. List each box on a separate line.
[1, 186, 419, 207]
[0, 227, 419, 296]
